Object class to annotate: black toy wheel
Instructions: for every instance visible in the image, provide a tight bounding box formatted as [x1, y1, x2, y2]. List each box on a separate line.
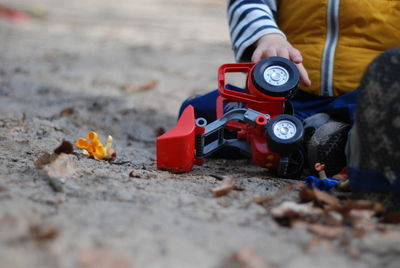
[274, 149, 304, 179]
[266, 114, 303, 154]
[252, 56, 299, 98]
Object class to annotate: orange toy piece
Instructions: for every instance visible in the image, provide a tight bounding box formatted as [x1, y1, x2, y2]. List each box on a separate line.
[76, 131, 113, 159]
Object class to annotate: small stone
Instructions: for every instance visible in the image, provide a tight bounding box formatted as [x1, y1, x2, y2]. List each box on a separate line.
[129, 170, 141, 178]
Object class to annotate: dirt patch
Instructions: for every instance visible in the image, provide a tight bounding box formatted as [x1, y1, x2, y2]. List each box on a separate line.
[0, 1, 399, 267]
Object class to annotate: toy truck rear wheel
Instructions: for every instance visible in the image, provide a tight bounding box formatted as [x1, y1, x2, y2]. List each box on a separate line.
[252, 57, 299, 98]
[266, 114, 303, 154]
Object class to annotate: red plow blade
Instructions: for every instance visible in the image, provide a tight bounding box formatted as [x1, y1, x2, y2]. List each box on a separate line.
[156, 105, 197, 173]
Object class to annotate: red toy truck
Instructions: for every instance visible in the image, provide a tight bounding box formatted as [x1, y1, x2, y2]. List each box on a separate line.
[157, 57, 304, 177]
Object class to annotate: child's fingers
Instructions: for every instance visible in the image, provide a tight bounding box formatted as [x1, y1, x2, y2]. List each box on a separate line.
[252, 47, 278, 62]
[251, 48, 264, 62]
[264, 48, 277, 57]
[289, 48, 303, 64]
[296, 63, 312, 87]
[276, 48, 290, 60]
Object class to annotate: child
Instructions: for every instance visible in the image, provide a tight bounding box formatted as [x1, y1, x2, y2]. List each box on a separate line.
[181, 0, 400, 194]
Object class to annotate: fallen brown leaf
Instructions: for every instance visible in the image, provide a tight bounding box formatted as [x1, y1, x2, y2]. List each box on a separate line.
[347, 209, 375, 230]
[380, 211, 400, 224]
[59, 107, 75, 116]
[299, 187, 339, 207]
[324, 211, 344, 226]
[352, 223, 376, 238]
[54, 140, 74, 154]
[340, 200, 385, 214]
[307, 223, 345, 239]
[298, 187, 315, 202]
[254, 196, 275, 205]
[313, 189, 340, 206]
[29, 222, 59, 241]
[129, 170, 141, 178]
[122, 80, 157, 93]
[254, 183, 304, 204]
[270, 201, 323, 220]
[211, 177, 235, 197]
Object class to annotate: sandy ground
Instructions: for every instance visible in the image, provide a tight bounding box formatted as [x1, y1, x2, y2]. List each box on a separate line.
[0, 1, 400, 267]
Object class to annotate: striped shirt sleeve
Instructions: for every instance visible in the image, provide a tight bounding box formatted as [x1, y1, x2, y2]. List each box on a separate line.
[227, 0, 285, 62]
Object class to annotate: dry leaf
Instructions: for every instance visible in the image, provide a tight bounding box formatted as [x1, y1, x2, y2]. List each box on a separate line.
[219, 248, 278, 268]
[341, 200, 385, 214]
[78, 250, 132, 268]
[307, 223, 344, 239]
[313, 189, 340, 206]
[59, 107, 75, 116]
[122, 80, 157, 93]
[299, 187, 315, 202]
[299, 187, 339, 207]
[253, 196, 276, 204]
[270, 201, 323, 219]
[380, 211, 400, 224]
[210, 177, 235, 197]
[54, 140, 74, 154]
[347, 209, 375, 228]
[324, 211, 344, 226]
[29, 222, 59, 241]
[352, 225, 374, 238]
[254, 183, 304, 204]
[129, 170, 141, 178]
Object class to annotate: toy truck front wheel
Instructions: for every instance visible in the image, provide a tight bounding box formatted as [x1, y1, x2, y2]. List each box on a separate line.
[266, 114, 303, 154]
[252, 57, 299, 98]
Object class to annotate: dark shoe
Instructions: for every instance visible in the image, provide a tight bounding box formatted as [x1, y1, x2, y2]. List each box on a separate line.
[348, 48, 400, 193]
[303, 113, 331, 141]
[307, 120, 351, 176]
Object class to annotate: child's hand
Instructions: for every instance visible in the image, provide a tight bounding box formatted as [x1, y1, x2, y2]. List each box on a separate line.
[252, 34, 311, 87]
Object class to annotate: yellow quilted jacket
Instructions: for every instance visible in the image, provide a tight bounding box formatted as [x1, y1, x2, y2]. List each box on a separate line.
[278, 0, 400, 96]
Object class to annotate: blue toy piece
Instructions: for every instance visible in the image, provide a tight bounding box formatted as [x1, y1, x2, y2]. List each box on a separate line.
[304, 175, 341, 191]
